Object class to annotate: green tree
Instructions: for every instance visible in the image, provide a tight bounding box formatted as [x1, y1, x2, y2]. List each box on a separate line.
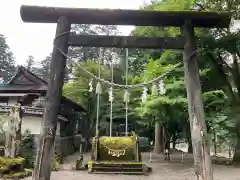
[196, 0, 240, 163]
[25, 55, 35, 71]
[35, 54, 52, 81]
[69, 24, 98, 61]
[132, 51, 189, 153]
[19, 130, 36, 168]
[63, 61, 112, 138]
[0, 34, 16, 81]
[132, 0, 240, 164]
[68, 24, 120, 63]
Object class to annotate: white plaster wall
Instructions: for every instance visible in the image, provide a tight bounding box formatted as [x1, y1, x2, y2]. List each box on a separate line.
[0, 102, 7, 106]
[21, 116, 60, 135]
[8, 97, 18, 106]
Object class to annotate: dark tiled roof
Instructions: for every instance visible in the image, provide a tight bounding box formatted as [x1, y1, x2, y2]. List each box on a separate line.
[0, 67, 86, 112]
[0, 85, 47, 91]
[9, 66, 47, 85]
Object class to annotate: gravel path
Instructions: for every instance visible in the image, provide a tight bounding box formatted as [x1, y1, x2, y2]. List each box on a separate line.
[25, 165, 240, 180]
[24, 153, 240, 180]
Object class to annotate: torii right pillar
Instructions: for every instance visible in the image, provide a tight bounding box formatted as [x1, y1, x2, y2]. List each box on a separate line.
[181, 20, 212, 180]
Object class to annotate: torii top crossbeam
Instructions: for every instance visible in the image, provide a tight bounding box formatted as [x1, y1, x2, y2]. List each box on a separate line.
[20, 5, 231, 28]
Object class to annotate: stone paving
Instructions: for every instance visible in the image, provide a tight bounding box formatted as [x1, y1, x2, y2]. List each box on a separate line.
[24, 153, 240, 180]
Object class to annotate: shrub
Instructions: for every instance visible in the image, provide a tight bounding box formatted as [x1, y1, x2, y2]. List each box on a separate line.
[52, 156, 59, 171]
[19, 130, 36, 168]
[0, 157, 31, 179]
[0, 156, 25, 168]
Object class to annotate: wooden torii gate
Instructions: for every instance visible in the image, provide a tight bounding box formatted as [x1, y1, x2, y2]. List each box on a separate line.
[20, 5, 231, 180]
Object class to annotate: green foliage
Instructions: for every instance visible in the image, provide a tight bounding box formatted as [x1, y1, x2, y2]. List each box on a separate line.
[25, 55, 35, 71]
[130, 49, 188, 144]
[0, 157, 31, 179]
[60, 0, 240, 164]
[0, 34, 16, 81]
[63, 59, 129, 137]
[19, 130, 36, 168]
[36, 54, 52, 81]
[0, 170, 31, 179]
[19, 130, 60, 170]
[64, 61, 111, 108]
[0, 156, 25, 166]
[52, 156, 59, 171]
[0, 115, 6, 145]
[193, 0, 240, 163]
[91, 133, 140, 161]
[130, 0, 240, 158]
[139, 137, 152, 152]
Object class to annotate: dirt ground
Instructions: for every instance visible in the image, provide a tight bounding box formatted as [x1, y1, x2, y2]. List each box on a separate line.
[25, 153, 240, 180]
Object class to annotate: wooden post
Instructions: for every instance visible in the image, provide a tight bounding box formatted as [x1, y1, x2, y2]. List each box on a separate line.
[153, 120, 162, 153]
[181, 20, 213, 180]
[33, 16, 70, 180]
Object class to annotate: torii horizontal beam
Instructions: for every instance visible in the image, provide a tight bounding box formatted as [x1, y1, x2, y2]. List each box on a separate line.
[20, 5, 231, 28]
[68, 35, 185, 49]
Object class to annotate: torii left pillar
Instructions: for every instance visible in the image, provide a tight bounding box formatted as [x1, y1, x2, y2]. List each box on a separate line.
[33, 16, 70, 180]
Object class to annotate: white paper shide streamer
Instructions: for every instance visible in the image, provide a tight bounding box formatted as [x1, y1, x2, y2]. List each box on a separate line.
[141, 86, 148, 103]
[151, 83, 158, 96]
[159, 79, 166, 95]
[89, 79, 93, 92]
[108, 87, 114, 102]
[95, 82, 102, 94]
[123, 89, 130, 102]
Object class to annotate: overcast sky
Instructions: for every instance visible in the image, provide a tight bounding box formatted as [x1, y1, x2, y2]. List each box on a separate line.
[1, 0, 239, 66]
[0, 0, 148, 65]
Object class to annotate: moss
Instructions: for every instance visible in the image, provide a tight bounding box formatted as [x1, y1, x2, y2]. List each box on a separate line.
[0, 157, 32, 179]
[1, 169, 32, 179]
[0, 157, 25, 176]
[52, 157, 59, 171]
[100, 136, 135, 149]
[0, 157, 25, 167]
[0, 157, 31, 179]
[24, 168, 32, 173]
[91, 133, 142, 162]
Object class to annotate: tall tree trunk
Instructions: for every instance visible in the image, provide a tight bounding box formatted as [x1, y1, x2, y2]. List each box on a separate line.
[230, 55, 240, 165]
[213, 130, 217, 156]
[187, 122, 193, 153]
[188, 141, 193, 153]
[233, 119, 240, 164]
[16, 104, 23, 156]
[153, 121, 162, 153]
[4, 130, 11, 157]
[160, 126, 164, 152]
[172, 133, 177, 150]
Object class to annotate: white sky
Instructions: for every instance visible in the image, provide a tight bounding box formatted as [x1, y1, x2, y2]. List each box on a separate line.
[0, 0, 239, 65]
[0, 0, 148, 65]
